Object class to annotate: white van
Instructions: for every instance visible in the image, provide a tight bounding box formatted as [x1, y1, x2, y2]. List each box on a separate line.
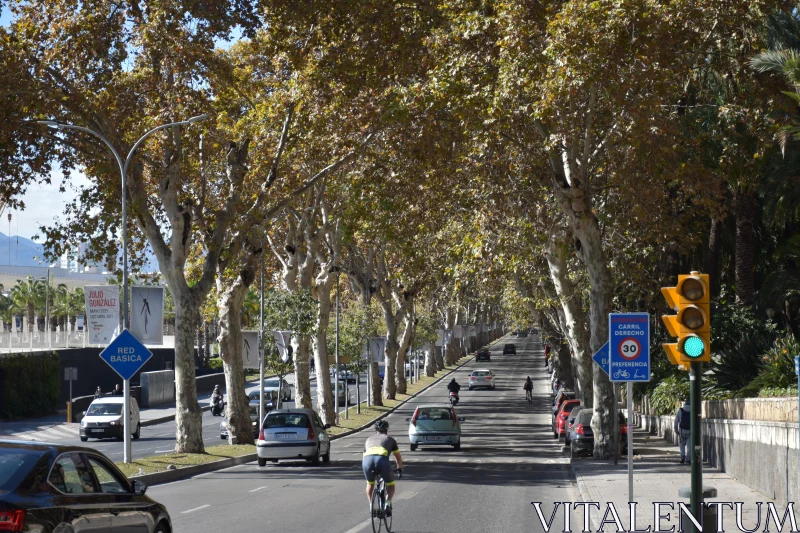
[79, 396, 141, 441]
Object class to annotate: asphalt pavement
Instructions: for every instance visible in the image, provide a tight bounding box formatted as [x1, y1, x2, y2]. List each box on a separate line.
[148, 335, 579, 533]
[0, 375, 370, 461]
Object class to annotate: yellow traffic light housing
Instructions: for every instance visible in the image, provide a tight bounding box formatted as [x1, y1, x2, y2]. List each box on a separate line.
[661, 272, 711, 366]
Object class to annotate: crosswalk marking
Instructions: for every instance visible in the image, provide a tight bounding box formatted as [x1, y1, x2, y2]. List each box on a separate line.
[0, 423, 78, 442]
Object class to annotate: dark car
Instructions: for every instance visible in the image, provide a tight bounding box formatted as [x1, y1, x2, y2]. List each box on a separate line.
[0, 439, 171, 533]
[564, 406, 586, 445]
[502, 343, 516, 355]
[476, 349, 491, 362]
[569, 410, 629, 457]
[517, 331, 528, 338]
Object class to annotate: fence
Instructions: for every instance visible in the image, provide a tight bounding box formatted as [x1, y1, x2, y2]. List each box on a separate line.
[0, 331, 176, 352]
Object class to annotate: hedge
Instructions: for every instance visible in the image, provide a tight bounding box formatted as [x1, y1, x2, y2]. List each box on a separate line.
[0, 351, 60, 419]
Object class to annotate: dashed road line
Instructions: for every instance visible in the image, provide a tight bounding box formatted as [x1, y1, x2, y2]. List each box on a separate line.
[181, 504, 210, 514]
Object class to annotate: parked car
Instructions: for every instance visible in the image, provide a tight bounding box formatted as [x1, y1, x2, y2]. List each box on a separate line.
[0, 439, 171, 533]
[256, 409, 331, 466]
[517, 331, 528, 338]
[80, 396, 141, 441]
[564, 406, 585, 445]
[568, 409, 629, 457]
[378, 363, 385, 383]
[468, 369, 496, 390]
[553, 399, 581, 438]
[476, 348, 491, 362]
[502, 343, 516, 355]
[331, 366, 359, 383]
[260, 377, 292, 402]
[406, 404, 465, 451]
[330, 381, 353, 405]
[221, 400, 269, 440]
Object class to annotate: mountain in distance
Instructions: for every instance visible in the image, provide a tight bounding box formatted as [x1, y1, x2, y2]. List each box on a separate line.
[0, 232, 158, 272]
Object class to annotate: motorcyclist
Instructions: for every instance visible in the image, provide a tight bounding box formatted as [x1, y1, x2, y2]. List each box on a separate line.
[447, 378, 461, 404]
[211, 385, 223, 410]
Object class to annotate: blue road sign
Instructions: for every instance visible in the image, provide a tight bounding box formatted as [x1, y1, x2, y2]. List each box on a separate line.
[609, 313, 651, 382]
[592, 341, 610, 376]
[795, 356, 800, 377]
[99, 329, 153, 381]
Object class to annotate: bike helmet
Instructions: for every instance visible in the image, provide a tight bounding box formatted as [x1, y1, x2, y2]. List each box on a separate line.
[374, 420, 389, 432]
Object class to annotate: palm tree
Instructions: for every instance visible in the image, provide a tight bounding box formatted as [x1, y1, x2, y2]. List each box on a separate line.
[241, 287, 260, 328]
[10, 277, 45, 333]
[47, 283, 68, 331]
[68, 288, 85, 332]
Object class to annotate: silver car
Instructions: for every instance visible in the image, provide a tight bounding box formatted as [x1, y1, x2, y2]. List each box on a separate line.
[220, 400, 264, 439]
[256, 408, 331, 466]
[406, 404, 466, 451]
[468, 369, 496, 390]
[260, 378, 292, 402]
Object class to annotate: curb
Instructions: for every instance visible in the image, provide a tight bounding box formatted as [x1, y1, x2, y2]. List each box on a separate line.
[131, 335, 509, 485]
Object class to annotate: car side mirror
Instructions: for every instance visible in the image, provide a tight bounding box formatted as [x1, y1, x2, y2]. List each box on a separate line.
[82, 411, 87, 416]
[458, 417, 466, 422]
[405, 418, 411, 422]
[324, 424, 331, 429]
[131, 479, 147, 496]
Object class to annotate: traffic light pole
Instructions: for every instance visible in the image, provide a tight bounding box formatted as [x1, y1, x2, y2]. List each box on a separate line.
[690, 362, 703, 531]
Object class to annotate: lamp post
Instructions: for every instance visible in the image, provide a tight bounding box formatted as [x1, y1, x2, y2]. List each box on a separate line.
[38, 115, 208, 463]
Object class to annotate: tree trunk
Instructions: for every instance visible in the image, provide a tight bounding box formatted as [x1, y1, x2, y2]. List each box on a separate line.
[395, 310, 413, 394]
[27, 305, 34, 333]
[382, 316, 399, 400]
[545, 229, 593, 407]
[424, 343, 436, 377]
[172, 291, 205, 453]
[735, 190, 756, 306]
[312, 273, 335, 424]
[369, 361, 383, 406]
[216, 281, 254, 446]
[707, 217, 723, 298]
[292, 335, 313, 408]
[434, 345, 445, 372]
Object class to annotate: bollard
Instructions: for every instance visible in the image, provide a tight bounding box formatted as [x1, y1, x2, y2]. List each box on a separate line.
[678, 487, 718, 532]
[66, 401, 72, 423]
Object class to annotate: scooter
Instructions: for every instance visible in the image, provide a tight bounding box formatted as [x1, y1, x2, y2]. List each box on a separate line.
[211, 396, 224, 416]
[449, 391, 459, 406]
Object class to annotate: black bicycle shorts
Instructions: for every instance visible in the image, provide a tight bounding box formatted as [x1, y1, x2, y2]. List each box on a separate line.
[362, 455, 395, 486]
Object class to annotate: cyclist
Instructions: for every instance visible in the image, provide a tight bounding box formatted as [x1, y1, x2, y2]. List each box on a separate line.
[523, 376, 533, 402]
[363, 420, 403, 517]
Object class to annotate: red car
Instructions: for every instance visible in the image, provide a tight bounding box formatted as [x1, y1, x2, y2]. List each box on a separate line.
[553, 399, 581, 439]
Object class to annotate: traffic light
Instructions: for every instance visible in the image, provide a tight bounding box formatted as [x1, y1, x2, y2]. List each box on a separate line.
[661, 271, 711, 365]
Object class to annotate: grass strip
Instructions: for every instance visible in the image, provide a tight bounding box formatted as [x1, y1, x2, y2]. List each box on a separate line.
[328, 355, 471, 436]
[115, 444, 256, 477]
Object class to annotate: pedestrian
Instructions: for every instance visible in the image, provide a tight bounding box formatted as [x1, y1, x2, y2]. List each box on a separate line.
[114, 384, 122, 396]
[673, 398, 692, 464]
[94, 386, 103, 399]
[544, 343, 550, 367]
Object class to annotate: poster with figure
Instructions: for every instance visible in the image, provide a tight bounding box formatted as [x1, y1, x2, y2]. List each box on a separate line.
[273, 331, 293, 362]
[435, 329, 445, 347]
[241, 331, 261, 370]
[468, 325, 477, 337]
[130, 286, 164, 345]
[453, 325, 464, 339]
[84, 285, 120, 344]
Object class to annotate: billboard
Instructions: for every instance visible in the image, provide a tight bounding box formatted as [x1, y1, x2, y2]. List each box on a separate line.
[130, 286, 165, 345]
[242, 331, 260, 370]
[84, 285, 120, 344]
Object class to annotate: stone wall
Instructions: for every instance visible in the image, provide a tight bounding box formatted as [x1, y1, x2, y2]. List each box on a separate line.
[140, 370, 175, 408]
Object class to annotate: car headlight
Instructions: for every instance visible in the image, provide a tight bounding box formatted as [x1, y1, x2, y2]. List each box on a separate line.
[109, 418, 121, 426]
[80, 419, 85, 427]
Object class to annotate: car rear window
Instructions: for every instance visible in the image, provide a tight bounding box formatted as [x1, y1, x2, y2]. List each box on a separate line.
[578, 411, 594, 424]
[504, 344, 514, 348]
[264, 379, 280, 388]
[0, 448, 42, 491]
[263, 413, 309, 429]
[86, 403, 122, 416]
[416, 408, 452, 421]
[472, 371, 490, 377]
[561, 402, 580, 414]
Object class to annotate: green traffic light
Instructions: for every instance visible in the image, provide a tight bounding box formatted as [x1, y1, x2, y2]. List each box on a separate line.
[684, 336, 705, 358]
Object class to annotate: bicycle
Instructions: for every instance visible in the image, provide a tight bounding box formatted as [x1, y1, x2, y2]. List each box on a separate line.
[370, 468, 402, 533]
[525, 389, 533, 407]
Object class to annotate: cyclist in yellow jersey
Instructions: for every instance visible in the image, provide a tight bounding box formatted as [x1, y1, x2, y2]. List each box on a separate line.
[363, 420, 403, 515]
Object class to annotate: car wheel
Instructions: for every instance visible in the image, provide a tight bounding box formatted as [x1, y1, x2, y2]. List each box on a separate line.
[271, 459, 278, 463]
[80, 436, 88, 442]
[410, 443, 418, 451]
[322, 451, 331, 463]
[132, 423, 141, 440]
[453, 442, 461, 451]
[468, 387, 473, 391]
[311, 449, 321, 466]
[220, 435, 226, 440]
[553, 431, 558, 439]
[258, 457, 267, 467]
[154, 521, 169, 533]
[570, 445, 575, 460]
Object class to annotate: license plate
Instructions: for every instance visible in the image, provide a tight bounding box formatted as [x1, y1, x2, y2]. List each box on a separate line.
[91, 429, 104, 433]
[275, 433, 297, 440]
[426, 436, 443, 441]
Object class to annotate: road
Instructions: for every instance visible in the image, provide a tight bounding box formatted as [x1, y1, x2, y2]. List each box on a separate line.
[0, 374, 371, 461]
[148, 335, 578, 533]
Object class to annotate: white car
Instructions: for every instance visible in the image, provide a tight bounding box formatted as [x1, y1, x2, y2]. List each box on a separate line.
[261, 378, 292, 402]
[406, 404, 465, 451]
[256, 409, 331, 466]
[80, 396, 141, 441]
[468, 369, 496, 390]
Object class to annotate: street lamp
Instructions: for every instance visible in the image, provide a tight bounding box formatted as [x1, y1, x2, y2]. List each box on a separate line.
[38, 115, 209, 463]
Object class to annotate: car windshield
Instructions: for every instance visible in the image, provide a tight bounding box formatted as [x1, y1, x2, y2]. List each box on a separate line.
[86, 403, 122, 416]
[416, 408, 452, 421]
[0, 448, 42, 491]
[263, 413, 309, 429]
[263, 380, 280, 388]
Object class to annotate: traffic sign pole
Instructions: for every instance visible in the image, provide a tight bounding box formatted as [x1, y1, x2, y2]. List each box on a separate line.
[795, 355, 799, 503]
[690, 362, 703, 532]
[124, 379, 131, 462]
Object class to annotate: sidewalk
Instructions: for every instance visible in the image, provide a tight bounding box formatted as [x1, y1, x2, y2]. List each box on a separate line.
[570, 429, 770, 531]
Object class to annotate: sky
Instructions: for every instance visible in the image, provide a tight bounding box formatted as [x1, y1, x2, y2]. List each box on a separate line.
[12, 171, 93, 242]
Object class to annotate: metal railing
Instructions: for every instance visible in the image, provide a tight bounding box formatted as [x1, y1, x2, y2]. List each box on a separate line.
[0, 331, 175, 352]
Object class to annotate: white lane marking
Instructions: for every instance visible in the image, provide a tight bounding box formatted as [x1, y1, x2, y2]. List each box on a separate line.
[154, 449, 174, 453]
[394, 490, 418, 501]
[249, 486, 267, 492]
[343, 518, 371, 533]
[181, 504, 210, 514]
